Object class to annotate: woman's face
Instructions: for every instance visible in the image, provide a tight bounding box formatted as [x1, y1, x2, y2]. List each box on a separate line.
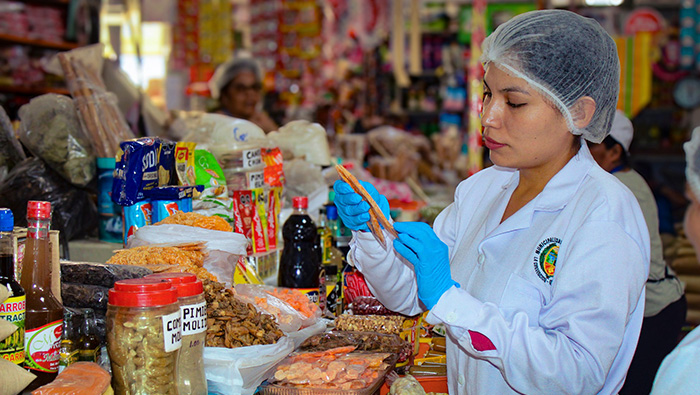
[684, 185, 700, 252]
[221, 71, 261, 119]
[481, 65, 578, 172]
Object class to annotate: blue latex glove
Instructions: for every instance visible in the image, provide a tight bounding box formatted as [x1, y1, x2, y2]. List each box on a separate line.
[333, 179, 390, 232]
[393, 222, 459, 309]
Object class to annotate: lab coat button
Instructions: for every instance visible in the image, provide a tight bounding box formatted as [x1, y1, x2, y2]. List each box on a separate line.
[477, 254, 485, 264]
[446, 312, 457, 323]
[458, 375, 465, 385]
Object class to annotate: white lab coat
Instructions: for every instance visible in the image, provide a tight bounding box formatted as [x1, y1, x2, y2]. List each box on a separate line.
[350, 143, 650, 395]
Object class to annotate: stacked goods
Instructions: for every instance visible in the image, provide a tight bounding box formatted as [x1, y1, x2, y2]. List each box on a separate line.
[203, 280, 283, 348]
[300, 331, 413, 364]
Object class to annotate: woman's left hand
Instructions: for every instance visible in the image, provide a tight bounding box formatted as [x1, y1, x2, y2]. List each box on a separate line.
[393, 222, 459, 309]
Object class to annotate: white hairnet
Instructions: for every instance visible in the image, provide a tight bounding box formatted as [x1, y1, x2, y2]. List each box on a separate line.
[684, 127, 700, 200]
[208, 57, 262, 100]
[480, 10, 620, 143]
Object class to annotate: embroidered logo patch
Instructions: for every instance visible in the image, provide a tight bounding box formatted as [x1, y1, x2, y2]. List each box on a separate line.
[533, 237, 562, 284]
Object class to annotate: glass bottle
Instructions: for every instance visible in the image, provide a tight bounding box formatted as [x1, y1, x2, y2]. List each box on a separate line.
[278, 196, 321, 304]
[78, 308, 101, 362]
[0, 208, 25, 365]
[58, 308, 78, 373]
[20, 201, 63, 390]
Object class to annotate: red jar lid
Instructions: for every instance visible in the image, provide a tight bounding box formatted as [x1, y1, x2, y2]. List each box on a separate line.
[109, 278, 178, 307]
[292, 196, 308, 209]
[145, 272, 203, 298]
[27, 201, 51, 219]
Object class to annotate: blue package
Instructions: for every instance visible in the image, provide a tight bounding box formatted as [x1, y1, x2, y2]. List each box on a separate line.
[150, 186, 187, 223]
[112, 138, 162, 206]
[123, 200, 152, 245]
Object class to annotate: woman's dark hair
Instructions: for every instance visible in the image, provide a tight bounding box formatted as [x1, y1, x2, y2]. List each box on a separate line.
[601, 135, 629, 167]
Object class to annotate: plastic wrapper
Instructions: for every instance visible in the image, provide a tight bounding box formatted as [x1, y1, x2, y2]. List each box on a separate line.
[111, 137, 162, 206]
[17, 93, 95, 187]
[351, 296, 399, 316]
[128, 224, 247, 287]
[334, 315, 404, 336]
[0, 158, 98, 241]
[31, 362, 111, 395]
[261, 348, 397, 394]
[204, 336, 294, 395]
[60, 283, 108, 315]
[178, 113, 266, 162]
[0, 106, 26, 185]
[282, 159, 326, 208]
[234, 285, 302, 332]
[267, 120, 331, 166]
[299, 331, 412, 364]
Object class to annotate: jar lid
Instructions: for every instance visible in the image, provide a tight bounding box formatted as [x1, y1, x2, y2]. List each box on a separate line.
[27, 201, 51, 219]
[109, 278, 178, 307]
[145, 272, 203, 298]
[0, 208, 13, 232]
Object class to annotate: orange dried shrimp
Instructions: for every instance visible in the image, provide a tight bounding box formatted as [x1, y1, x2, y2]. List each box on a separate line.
[106, 243, 217, 281]
[155, 211, 232, 232]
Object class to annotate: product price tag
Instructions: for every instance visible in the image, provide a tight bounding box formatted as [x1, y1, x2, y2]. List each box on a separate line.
[248, 171, 265, 189]
[242, 149, 262, 169]
[162, 311, 182, 352]
[181, 301, 207, 336]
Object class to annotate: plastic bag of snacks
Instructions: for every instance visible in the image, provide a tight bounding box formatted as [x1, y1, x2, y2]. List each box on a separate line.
[234, 284, 321, 330]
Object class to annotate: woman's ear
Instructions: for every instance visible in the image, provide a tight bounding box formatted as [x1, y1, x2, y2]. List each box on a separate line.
[570, 96, 597, 129]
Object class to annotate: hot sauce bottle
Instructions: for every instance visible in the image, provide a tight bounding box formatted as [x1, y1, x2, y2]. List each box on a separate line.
[20, 201, 63, 390]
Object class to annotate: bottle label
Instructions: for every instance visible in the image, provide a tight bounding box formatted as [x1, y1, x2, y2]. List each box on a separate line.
[181, 301, 207, 336]
[162, 311, 182, 353]
[296, 288, 320, 305]
[0, 295, 26, 364]
[25, 319, 62, 372]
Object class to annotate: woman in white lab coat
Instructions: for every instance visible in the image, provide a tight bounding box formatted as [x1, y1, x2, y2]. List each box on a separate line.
[334, 10, 650, 395]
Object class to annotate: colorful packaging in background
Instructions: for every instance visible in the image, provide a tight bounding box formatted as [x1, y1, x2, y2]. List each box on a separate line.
[266, 187, 281, 251]
[175, 142, 197, 186]
[150, 186, 200, 223]
[233, 257, 264, 285]
[194, 149, 226, 188]
[96, 157, 122, 243]
[112, 138, 162, 206]
[159, 139, 176, 186]
[232, 190, 255, 256]
[251, 188, 268, 254]
[122, 201, 152, 245]
[262, 147, 285, 187]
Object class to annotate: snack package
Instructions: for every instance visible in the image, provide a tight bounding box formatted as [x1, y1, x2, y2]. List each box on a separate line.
[175, 142, 197, 186]
[122, 200, 152, 245]
[234, 284, 305, 332]
[263, 286, 322, 327]
[159, 139, 176, 186]
[262, 147, 284, 187]
[232, 190, 255, 255]
[233, 257, 264, 286]
[31, 362, 111, 395]
[150, 186, 200, 223]
[299, 330, 413, 364]
[351, 295, 399, 316]
[194, 149, 226, 188]
[266, 187, 281, 251]
[112, 138, 162, 206]
[252, 188, 268, 254]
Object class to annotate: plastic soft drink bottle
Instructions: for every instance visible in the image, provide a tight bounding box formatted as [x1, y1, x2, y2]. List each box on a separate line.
[278, 196, 321, 304]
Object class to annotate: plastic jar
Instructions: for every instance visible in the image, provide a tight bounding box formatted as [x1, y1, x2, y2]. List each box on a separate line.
[107, 278, 181, 395]
[147, 272, 207, 395]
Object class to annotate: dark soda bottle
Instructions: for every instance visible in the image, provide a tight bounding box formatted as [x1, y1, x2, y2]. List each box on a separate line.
[278, 196, 321, 304]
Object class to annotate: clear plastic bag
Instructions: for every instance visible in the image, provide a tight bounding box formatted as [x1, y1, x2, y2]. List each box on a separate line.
[234, 284, 322, 331]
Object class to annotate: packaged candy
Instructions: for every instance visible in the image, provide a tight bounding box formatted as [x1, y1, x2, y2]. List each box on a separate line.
[252, 188, 268, 254]
[262, 147, 284, 187]
[175, 142, 197, 186]
[194, 149, 226, 188]
[123, 201, 152, 244]
[112, 138, 162, 206]
[266, 187, 281, 250]
[159, 139, 176, 186]
[232, 190, 254, 255]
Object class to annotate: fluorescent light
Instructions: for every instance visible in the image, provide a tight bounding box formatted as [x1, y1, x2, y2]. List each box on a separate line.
[584, 0, 624, 5]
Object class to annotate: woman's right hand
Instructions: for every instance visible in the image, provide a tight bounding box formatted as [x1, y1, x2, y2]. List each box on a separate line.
[333, 179, 390, 232]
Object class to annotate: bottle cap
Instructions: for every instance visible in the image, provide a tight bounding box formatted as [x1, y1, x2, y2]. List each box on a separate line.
[27, 201, 51, 219]
[328, 190, 336, 203]
[292, 196, 308, 209]
[0, 208, 13, 232]
[326, 205, 338, 220]
[109, 278, 178, 307]
[145, 272, 203, 298]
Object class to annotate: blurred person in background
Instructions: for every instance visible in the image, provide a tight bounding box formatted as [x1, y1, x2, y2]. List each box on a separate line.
[650, 126, 700, 394]
[209, 56, 278, 133]
[588, 110, 686, 395]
